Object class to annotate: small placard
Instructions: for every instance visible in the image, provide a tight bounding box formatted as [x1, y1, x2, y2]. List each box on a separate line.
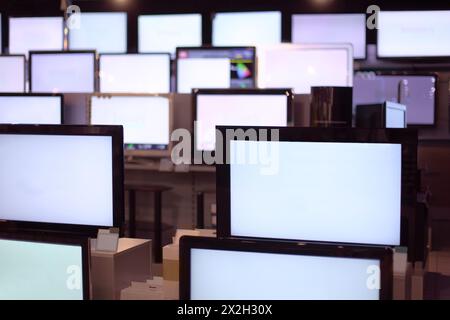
[96, 228, 119, 252]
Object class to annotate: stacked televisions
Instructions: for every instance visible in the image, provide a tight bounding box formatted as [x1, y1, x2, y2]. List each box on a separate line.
[0, 8, 435, 300]
[179, 126, 418, 300]
[0, 124, 124, 300]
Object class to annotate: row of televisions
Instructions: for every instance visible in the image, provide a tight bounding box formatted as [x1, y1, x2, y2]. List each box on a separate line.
[1, 11, 450, 59]
[0, 49, 439, 126]
[0, 45, 354, 94]
[0, 232, 393, 300]
[0, 86, 431, 157]
[0, 124, 416, 299]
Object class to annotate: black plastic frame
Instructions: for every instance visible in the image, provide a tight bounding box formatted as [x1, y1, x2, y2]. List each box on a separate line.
[29, 50, 97, 93]
[0, 230, 90, 300]
[0, 124, 124, 237]
[0, 93, 64, 124]
[180, 235, 393, 300]
[216, 126, 418, 248]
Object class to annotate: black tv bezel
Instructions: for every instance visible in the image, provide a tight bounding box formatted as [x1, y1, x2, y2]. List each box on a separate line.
[0, 124, 124, 237]
[98, 52, 172, 94]
[0, 93, 64, 125]
[192, 88, 294, 163]
[174, 46, 257, 93]
[216, 126, 418, 247]
[29, 50, 97, 94]
[179, 235, 393, 300]
[0, 54, 27, 93]
[0, 230, 90, 300]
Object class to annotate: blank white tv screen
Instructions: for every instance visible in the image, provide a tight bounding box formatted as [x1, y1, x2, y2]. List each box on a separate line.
[0, 134, 113, 226]
[30, 52, 95, 93]
[292, 14, 366, 59]
[213, 11, 281, 46]
[100, 54, 170, 93]
[257, 44, 353, 94]
[138, 14, 202, 55]
[0, 96, 61, 124]
[9, 17, 64, 57]
[177, 58, 231, 93]
[0, 239, 84, 300]
[229, 140, 402, 245]
[0, 56, 25, 93]
[196, 94, 288, 151]
[378, 10, 450, 58]
[191, 248, 380, 300]
[69, 12, 127, 53]
[90, 96, 170, 147]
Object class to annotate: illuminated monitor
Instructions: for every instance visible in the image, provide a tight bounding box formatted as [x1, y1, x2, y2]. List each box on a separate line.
[257, 44, 353, 94]
[89, 94, 172, 157]
[68, 12, 127, 53]
[353, 73, 437, 125]
[217, 127, 418, 246]
[138, 13, 202, 55]
[99, 54, 171, 94]
[378, 10, 450, 58]
[292, 14, 366, 59]
[180, 236, 393, 300]
[0, 94, 62, 124]
[0, 233, 89, 300]
[30, 51, 96, 93]
[176, 47, 256, 93]
[0, 55, 25, 93]
[194, 89, 291, 152]
[212, 11, 281, 47]
[9, 17, 64, 57]
[0, 124, 124, 235]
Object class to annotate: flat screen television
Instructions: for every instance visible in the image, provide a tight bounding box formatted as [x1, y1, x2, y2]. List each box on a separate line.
[377, 10, 450, 59]
[176, 47, 256, 93]
[193, 89, 292, 154]
[0, 94, 63, 124]
[257, 44, 353, 94]
[291, 13, 366, 59]
[0, 232, 89, 300]
[0, 55, 25, 93]
[353, 72, 437, 126]
[9, 16, 64, 58]
[216, 126, 417, 247]
[212, 11, 282, 47]
[99, 53, 171, 94]
[138, 13, 202, 56]
[29, 51, 96, 93]
[88, 94, 173, 157]
[180, 236, 393, 300]
[68, 12, 127, 53]
[0, 124, 124, 235]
